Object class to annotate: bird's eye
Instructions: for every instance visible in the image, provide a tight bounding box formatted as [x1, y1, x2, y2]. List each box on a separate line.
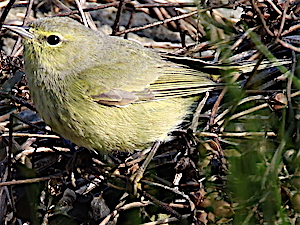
[46, 35, 61, 46]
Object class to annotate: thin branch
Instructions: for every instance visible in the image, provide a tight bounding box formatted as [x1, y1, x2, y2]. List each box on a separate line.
[75, 0, 88, 27]
[0, 0, 17, 28]
[112, 0, 126, 35]
[0, 174, 63, 187]
[54, 2, 120, 17]
[134, 3, 196, 8]
[275, 0, 289, 39]
[100, 202, 151, 225]
[251, 0, 274, 36]
[114, 11, 198, 36]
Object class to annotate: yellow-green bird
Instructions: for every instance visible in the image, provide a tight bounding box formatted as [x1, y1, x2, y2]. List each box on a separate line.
[4, 17, 215, 152]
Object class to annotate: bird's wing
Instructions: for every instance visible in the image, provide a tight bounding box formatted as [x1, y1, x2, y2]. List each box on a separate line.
[149, 64, 216, 100]
[76, 61, 215, 106]
[75, 37, 215, 106]
[76, 63, 215, 106]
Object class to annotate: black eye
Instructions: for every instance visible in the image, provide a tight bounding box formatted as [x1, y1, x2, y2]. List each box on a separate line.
[46, 35, 61, 45]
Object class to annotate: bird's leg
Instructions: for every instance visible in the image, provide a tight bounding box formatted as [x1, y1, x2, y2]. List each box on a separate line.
[129, 140, 162, 195]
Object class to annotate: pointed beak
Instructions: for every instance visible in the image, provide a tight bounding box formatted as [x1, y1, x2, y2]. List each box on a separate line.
[2, 25, 34, 39]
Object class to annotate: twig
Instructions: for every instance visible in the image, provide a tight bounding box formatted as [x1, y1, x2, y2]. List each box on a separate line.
[277, 39, 300, 52]
[174, 9, 187, 48]
[142, 190, 182, 219]
[251, 0, 274, 36]
[2, 133, 60, 138]
[190, 91, 209, 132]
[1, 167, 17, 216]
[8, 113, 51, 134]
[54, 2, 120, 17]
[15, 147, 71, 162]
[124, 7, 135, 39]
[0, 174, 63, 187]
[112, 0, 126, 35]
[0, 0, 17, 28]
[114, 11, 198, 36]
[228, 103, 269, 121]
[266, 0, 282, 15]
[220, 132, 276, 137]
[52, 0, 73, 12]
[275, 0, 289, 39]
[209, 72, 241, 127]
[281, 24, 300, 36]
[9, 0, 33, 56]
[8, 115, 13, 182]
[99, 202, 151, 225]
[22, 0, 34, 25]
[231, 27, 256, 50]
[75, 0, 88, 27]
[134, 3, 196, 8]
[141, 180, 195, 212]
[214, 95, 265, 124]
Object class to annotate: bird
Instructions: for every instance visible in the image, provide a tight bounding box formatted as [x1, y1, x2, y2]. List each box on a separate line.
[3, 17, 216, 152]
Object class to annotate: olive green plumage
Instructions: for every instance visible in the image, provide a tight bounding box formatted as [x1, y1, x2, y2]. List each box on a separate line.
[10, 17, 215, 151]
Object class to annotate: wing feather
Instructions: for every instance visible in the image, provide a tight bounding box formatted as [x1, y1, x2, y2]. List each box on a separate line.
[74, 36, 215, 106]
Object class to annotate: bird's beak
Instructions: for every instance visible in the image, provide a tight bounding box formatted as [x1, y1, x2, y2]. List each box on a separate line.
[2, 25, 34, 39]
